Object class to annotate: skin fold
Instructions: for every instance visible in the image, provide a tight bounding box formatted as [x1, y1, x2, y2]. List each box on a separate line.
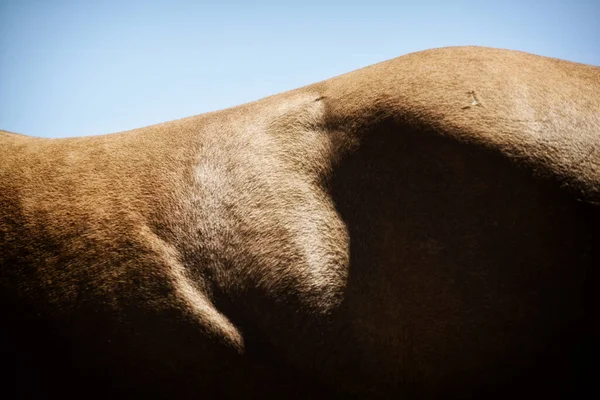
[1, 46, 599, 399]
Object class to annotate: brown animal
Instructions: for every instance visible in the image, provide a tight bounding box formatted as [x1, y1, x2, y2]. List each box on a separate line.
[1, 46, 599, 399]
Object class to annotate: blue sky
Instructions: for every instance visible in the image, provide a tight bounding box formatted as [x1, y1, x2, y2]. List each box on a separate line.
[1, 0, 599, 138]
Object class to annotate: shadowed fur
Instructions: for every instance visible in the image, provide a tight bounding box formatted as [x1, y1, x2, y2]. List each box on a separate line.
[1, 46, 599, 399]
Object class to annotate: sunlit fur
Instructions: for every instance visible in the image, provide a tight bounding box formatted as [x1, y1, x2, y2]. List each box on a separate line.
[1, 46, 599, 399]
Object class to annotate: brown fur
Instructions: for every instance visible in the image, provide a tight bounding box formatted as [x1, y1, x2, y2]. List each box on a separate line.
[1, 46, 599, 399]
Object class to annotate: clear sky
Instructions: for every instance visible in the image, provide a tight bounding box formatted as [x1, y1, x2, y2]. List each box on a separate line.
[1, 0, 599, 138]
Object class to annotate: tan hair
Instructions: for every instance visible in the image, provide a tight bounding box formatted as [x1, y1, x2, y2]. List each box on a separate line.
[1, 46, 598, 398]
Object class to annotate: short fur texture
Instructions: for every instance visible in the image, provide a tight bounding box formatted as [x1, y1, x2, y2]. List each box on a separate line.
[1, 46, 599, 399]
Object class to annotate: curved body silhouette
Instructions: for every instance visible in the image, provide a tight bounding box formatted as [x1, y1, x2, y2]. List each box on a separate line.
[1, 47, 599, 399]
